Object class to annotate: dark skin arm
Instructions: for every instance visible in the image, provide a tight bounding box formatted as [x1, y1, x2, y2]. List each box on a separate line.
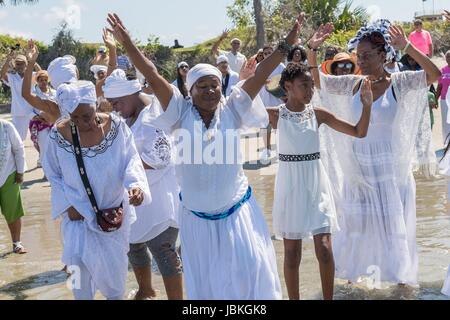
[23, 40, 60, 122]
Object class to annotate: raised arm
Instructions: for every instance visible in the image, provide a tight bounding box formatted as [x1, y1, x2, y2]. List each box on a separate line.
[211, 29, 229, 57]
[1, 50, 14, 82]
[241, 13, 305, 99]
[306, 23, 335, 89]
[389, 25, 441, 85]
[107, 13, 172, 109]
[103, 28, 117, 76]
[23, 40, 60, 122]
[316, 78, 372, 138]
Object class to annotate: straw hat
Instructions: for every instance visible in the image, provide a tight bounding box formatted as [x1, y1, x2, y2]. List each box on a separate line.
[321, 52, 360, 75]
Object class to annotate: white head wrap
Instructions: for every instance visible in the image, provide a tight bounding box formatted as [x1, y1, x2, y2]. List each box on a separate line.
[90, 65, 108, 80]
[102, 69, 142, 99]
[216, 55, 229, 65]
[56, 80, 96, 114]
[230, 38, 241, 44]
[186, 63, 222, 92]
[47, 55, 78, 89]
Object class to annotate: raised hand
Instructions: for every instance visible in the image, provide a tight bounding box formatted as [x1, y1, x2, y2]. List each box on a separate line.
[102, 28, 116, 49]
[308, 23, 334, 50]
[221, 29, 230, 39]
[106, 13, 131, 45]
[285, 12, 305, 46]
[360, 78, 373, 107]
[388, 25, 408, 51]
[25, 39, 39, 62]
[239, 56, 257, 80]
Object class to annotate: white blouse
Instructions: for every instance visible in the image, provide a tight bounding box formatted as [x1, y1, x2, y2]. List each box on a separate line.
[152, 84, 268, 213]
[0, 120, 25, 186]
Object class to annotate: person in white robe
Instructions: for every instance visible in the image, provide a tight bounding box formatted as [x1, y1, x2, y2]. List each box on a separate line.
[216, 55, 239, 98]
[103, 69, 182, 300]
[438, 145, 450, 297]
[42, 80, 150, 300]
[106, 11, 306, 299]
[0, 119, 26, 254]
[308, 19, 441, 286]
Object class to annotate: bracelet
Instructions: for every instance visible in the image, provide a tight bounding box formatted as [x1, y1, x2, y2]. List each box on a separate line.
[404, 41, 411, 52]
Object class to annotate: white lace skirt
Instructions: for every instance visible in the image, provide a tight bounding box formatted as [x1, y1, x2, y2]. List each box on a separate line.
[179, 196, 282, 300]
[272, 160, 338, 239]
[333, 140, 418, 285]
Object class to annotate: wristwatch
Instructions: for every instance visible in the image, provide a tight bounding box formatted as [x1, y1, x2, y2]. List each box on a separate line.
[307, 43, 319, 52]
[277, 39, 292, 56]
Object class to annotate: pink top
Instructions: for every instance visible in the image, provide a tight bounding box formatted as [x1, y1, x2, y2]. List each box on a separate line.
[408, 30, 432, 55]
[438, 65, 450, 100]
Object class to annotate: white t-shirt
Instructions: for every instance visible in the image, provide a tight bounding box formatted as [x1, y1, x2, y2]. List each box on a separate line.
[4, 73, 35, 117]
[220, 50, 247, 74]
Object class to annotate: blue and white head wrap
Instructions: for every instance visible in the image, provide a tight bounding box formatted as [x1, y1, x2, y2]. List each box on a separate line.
[348, 19, 396, 62]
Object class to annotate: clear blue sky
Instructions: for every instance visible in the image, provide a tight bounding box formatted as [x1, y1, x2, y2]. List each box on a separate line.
[0, 0, 447, 46]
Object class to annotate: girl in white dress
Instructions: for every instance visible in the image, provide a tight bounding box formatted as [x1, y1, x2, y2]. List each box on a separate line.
[268, 62, 373, 300]
[308, 20, 441, 286]
[106, 12, 306, 299]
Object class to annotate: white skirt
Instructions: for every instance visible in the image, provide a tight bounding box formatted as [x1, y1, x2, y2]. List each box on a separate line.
[272, 159, 338, 239]
[442, 265, 450, 296]
[333, 140, 418, 285]
[180, 195, 282, 300]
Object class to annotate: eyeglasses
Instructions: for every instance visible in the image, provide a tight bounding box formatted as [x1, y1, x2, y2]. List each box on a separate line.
[336, 62, 353, 69]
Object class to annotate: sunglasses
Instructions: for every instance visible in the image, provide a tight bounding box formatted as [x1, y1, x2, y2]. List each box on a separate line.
[336, 62, 353, 69]
[180, 65, 189, 69]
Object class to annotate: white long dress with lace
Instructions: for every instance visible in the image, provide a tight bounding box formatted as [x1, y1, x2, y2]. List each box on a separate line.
[315, 71, 436, 285]
[272, 105, 338, 239]
[152, 84, 281, 300]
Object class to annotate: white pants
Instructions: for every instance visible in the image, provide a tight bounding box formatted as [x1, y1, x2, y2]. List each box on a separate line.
[12, 116, 31, 141]
[441, 99, 450, 145]
[69, 256, 123, 300]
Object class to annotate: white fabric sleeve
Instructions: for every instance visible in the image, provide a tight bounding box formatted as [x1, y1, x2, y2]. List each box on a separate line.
[227, 82, 269, 130]
[150, 85, 189, 134]
[140, 127, 172, 170]
[7, 121, 25, 174]
[121, 123, 152, 206]
[41, 129, 72, 219]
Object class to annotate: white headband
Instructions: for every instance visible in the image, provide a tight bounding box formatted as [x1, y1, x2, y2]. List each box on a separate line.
[48, 55, 78, 89]
[56, 81, 97, 114]
[178, 61, 189, 69]
[103, 69, 142, 99]
[216, 55, 229, 65]
[186, 63, 222, 92]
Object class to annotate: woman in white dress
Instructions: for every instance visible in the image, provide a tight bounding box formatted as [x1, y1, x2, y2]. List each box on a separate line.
[308, 20, 441, 286]
[268, 61, 372, 300]
[106, 12, 306, 299]
[42, 80, 150, 300]
[103, 69, 182, 300]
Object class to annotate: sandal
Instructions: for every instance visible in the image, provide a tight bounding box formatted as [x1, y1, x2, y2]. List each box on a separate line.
[12, 241, 27, 254]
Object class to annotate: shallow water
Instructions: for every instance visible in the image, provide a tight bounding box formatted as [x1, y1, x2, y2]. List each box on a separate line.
[0, 132, 449, 300]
